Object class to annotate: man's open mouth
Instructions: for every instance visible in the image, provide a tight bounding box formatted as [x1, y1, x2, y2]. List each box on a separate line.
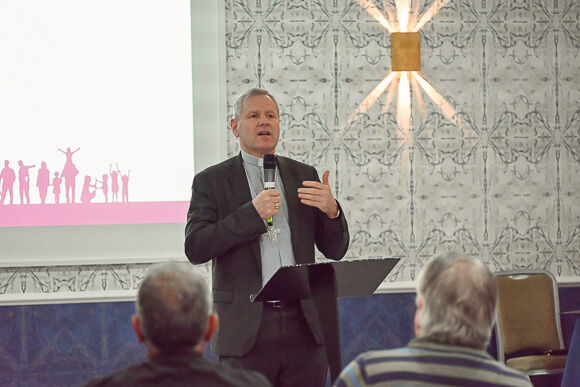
[258, 131, 271, 136]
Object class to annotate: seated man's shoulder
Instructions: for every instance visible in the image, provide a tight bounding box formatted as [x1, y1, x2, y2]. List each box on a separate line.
[485, 359, 533, 386]
[215, 362, 272, 387]
[83, 359, 272, 387]
[334, 348, 414, 387]
[335, 346, 533, 387]
[82, 363, 144, 387]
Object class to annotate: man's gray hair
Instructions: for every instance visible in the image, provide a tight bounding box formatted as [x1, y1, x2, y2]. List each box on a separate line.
[416, 251, 497, 349]
[135, 261, 210, 351]
[231, 88, 280, 121]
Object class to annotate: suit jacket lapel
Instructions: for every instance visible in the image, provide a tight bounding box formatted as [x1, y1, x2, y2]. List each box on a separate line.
[230, 153, 262, 270]
[229, 154, 252, 206]
[277, 156, 304, 262]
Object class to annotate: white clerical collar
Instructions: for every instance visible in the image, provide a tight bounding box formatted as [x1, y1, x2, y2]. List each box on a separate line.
[241, 150, 272, 167]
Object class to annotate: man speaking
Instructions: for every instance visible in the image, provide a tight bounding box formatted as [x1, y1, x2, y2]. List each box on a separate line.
[185, 88, 349, 386]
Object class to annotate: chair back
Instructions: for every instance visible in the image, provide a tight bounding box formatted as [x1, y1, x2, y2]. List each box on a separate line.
[495, 270, 564, 362]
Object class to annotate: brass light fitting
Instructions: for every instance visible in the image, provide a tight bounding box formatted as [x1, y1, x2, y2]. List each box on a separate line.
[390, 32, 421, 72]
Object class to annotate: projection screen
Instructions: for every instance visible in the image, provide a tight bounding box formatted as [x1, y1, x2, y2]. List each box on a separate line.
[0, 0, 225, 266]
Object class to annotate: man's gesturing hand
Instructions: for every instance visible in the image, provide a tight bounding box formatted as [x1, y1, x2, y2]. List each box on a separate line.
[298, 170, 339, 219]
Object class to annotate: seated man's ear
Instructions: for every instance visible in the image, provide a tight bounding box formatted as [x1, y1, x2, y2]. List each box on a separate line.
[132, 314, 145, 343]
[414, 298, 423, 338]
[204, 313, 218, 342]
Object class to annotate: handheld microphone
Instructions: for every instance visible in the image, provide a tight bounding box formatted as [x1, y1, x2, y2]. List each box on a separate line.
[263, 154, 276, 225]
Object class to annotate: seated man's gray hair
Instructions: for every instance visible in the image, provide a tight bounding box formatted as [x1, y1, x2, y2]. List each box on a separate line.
[135, 261, 210, 351]
[417, 251, 497, 348]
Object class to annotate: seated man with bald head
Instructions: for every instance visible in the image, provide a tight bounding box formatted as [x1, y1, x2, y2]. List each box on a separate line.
[84, 261, 271, 387]
[334, 251, 532, 387]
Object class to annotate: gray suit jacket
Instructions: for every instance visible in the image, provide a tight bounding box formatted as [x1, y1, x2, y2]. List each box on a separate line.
[185, 153, 349, 356]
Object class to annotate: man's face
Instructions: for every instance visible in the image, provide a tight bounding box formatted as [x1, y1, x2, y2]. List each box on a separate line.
[231, 94, 280, 158]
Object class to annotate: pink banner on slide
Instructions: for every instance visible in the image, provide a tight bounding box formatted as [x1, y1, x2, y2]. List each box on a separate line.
[0, 201, 190, 227]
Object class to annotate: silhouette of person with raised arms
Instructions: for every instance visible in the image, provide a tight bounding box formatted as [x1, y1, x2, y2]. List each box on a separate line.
[0, 160, 16, 205]
[59, 147, 80, 203]
[110, 164, 120, 202]
[121, 169, 130, 202]
[52, 172, 62, 204]
[37, 161, 50, 205]
[81, 175, 97, 204]
[18, 160, 36, 205]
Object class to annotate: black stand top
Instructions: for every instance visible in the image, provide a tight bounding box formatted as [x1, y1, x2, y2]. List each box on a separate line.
[251, 258, 399, 302]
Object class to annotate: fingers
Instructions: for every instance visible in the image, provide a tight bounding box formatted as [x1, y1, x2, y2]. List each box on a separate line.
[257, 189, 280, 201]
[298, 184, 331, 206]
[322, 170, 330, 186]
[299, 170, 338, 218]
[253, 202, 280, 219]
[301, 180, 324, 188]
[269, 204, 280, 217]
[252, 189, 281, 219]
[297, 190, 325, 202]
[299, 186, 337, 197]
[303, 170, 331, 188]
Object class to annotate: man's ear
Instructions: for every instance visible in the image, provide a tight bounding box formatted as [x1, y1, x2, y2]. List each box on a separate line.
[132, 315, 145, 343]
[204, 313, 218, 342]
[414, 298, 423, 338]
[230, 119, 239, 137]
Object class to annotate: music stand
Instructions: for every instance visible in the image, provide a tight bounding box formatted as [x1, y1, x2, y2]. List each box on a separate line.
[250, 258, 400, 382]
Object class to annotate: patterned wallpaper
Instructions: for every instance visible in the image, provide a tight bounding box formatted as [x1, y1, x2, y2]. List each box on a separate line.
[1, 0, 579, 302]
[0, 264, 149, 298]
[225, 0, 580, 282]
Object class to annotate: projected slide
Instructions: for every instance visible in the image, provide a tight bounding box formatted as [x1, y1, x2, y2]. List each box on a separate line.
[0, 0, 193, 227]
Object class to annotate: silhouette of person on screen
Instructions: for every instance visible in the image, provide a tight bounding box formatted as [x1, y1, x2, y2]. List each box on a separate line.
[59, 147, 80, 204]
[0, 160, 16, 205]
[18, 160, 36, 205]
[52, 172, 62, 204]
[81, 175, 97, 204]
[37, 161, 50, 205]
[121, 169, 130, 202]
[97, 173, 109, 203]
[110, 164, 120, 202]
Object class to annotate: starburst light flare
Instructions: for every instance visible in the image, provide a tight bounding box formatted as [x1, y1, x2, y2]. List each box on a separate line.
[354, 0, 460, 131]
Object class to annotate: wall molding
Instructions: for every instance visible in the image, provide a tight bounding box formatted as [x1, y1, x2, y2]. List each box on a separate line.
[1, 262, 578, 306]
